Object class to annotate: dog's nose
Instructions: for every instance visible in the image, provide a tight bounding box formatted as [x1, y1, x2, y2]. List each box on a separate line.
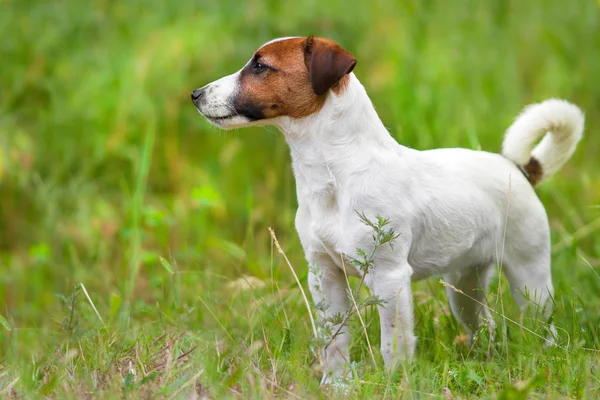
[191, 88, 205, 102]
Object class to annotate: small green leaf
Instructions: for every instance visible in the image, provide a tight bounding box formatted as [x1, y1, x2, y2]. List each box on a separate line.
[109, 292, 122, 318]
[122, 370, 136, 390]
[140, 371, 161, 385]
[159, 256, 175, 274]
[281, 328, 292, 357]
[206, 237, 246, 261]
[29, 242, 51, 264]
[191, 185, 221, 207]
[360, 295, 386, 307]
[0, 314, 11, 331]
[141, 250, 159, 264]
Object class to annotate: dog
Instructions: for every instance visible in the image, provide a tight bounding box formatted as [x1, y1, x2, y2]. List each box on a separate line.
[191, 36, 584, 383]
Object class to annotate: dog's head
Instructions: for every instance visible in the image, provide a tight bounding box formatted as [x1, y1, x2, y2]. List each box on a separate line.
[191, 36, 356, 129]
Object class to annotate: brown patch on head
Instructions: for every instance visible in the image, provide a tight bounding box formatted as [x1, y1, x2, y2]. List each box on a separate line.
[523, 156, 544, 186]
[232, 37, 356, 121]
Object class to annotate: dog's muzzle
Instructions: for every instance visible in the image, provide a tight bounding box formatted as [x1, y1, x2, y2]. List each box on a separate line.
[191, 88, 205, 107]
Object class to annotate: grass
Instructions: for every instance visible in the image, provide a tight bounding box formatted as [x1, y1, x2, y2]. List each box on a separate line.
[1, 0, 599, 398]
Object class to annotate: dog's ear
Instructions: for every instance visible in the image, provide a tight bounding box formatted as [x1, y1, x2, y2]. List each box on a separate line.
[304, 36, 357, 96]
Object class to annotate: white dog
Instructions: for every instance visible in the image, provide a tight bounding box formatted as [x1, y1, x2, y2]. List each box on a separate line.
[191, 36, 584, 383]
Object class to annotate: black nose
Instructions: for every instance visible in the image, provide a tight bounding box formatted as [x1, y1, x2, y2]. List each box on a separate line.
[191, 88, 205, 102]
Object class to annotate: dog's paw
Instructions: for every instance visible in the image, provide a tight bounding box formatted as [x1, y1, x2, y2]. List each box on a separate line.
[321, 373, 354, 396]
[320, 363, 355, 388]
[543, 324, 558, 348]
[320, 370, 350, 386]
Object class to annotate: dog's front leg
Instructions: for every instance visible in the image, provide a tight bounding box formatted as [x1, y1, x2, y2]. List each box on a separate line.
[367, 265, 416, 371]
[307, 253, 351, 384]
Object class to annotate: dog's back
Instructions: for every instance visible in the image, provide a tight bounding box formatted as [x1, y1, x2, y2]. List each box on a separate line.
[402, 148, 543, 278]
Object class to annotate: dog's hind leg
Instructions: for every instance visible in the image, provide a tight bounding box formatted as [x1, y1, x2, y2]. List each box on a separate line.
[444, 265, 496, 342]
[501, 254, 557, 346]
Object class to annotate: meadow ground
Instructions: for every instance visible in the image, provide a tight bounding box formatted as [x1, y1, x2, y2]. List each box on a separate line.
[1, 1, 599, 398]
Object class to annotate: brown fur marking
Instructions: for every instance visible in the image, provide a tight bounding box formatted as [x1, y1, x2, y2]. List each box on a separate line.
[523, 156, 543, 186]
[304, 36, 356, 95]
[234, 37, 355, 120]
[332, 74, 351, 95]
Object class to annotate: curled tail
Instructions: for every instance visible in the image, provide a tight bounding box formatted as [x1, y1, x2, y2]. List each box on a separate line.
[502, 99, 584, 186]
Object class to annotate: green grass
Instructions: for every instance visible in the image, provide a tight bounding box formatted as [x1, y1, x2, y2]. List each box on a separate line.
[1, 0, 600, 398]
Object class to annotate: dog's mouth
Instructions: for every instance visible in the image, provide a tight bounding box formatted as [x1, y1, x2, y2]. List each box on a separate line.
[204, 114, 238, 122]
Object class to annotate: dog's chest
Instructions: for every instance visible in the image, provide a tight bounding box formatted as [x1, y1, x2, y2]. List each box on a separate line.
[296, 182, 349, 254]
[296, 188, 375, 278]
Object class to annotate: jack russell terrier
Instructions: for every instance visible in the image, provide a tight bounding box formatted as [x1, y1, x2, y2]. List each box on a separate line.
[191, 36, 584, 383]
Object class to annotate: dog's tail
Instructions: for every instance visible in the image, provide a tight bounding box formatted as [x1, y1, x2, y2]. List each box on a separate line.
[502, 99, 584, 186]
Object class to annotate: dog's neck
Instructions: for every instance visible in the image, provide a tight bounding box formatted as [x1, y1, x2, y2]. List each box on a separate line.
[275, 74, 405, 199]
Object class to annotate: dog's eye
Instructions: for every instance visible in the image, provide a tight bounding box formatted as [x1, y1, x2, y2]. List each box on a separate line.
[253, 61, 268, 73]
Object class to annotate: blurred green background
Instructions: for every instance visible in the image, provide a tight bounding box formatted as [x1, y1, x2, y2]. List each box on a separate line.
[1, 0, 599, 397]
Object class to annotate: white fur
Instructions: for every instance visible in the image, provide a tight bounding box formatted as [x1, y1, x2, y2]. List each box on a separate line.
[193, 45, 584, 383]
[502, 99, 584, 181]
[193, 71, 251, 129]
[262, 36, 302, 46]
